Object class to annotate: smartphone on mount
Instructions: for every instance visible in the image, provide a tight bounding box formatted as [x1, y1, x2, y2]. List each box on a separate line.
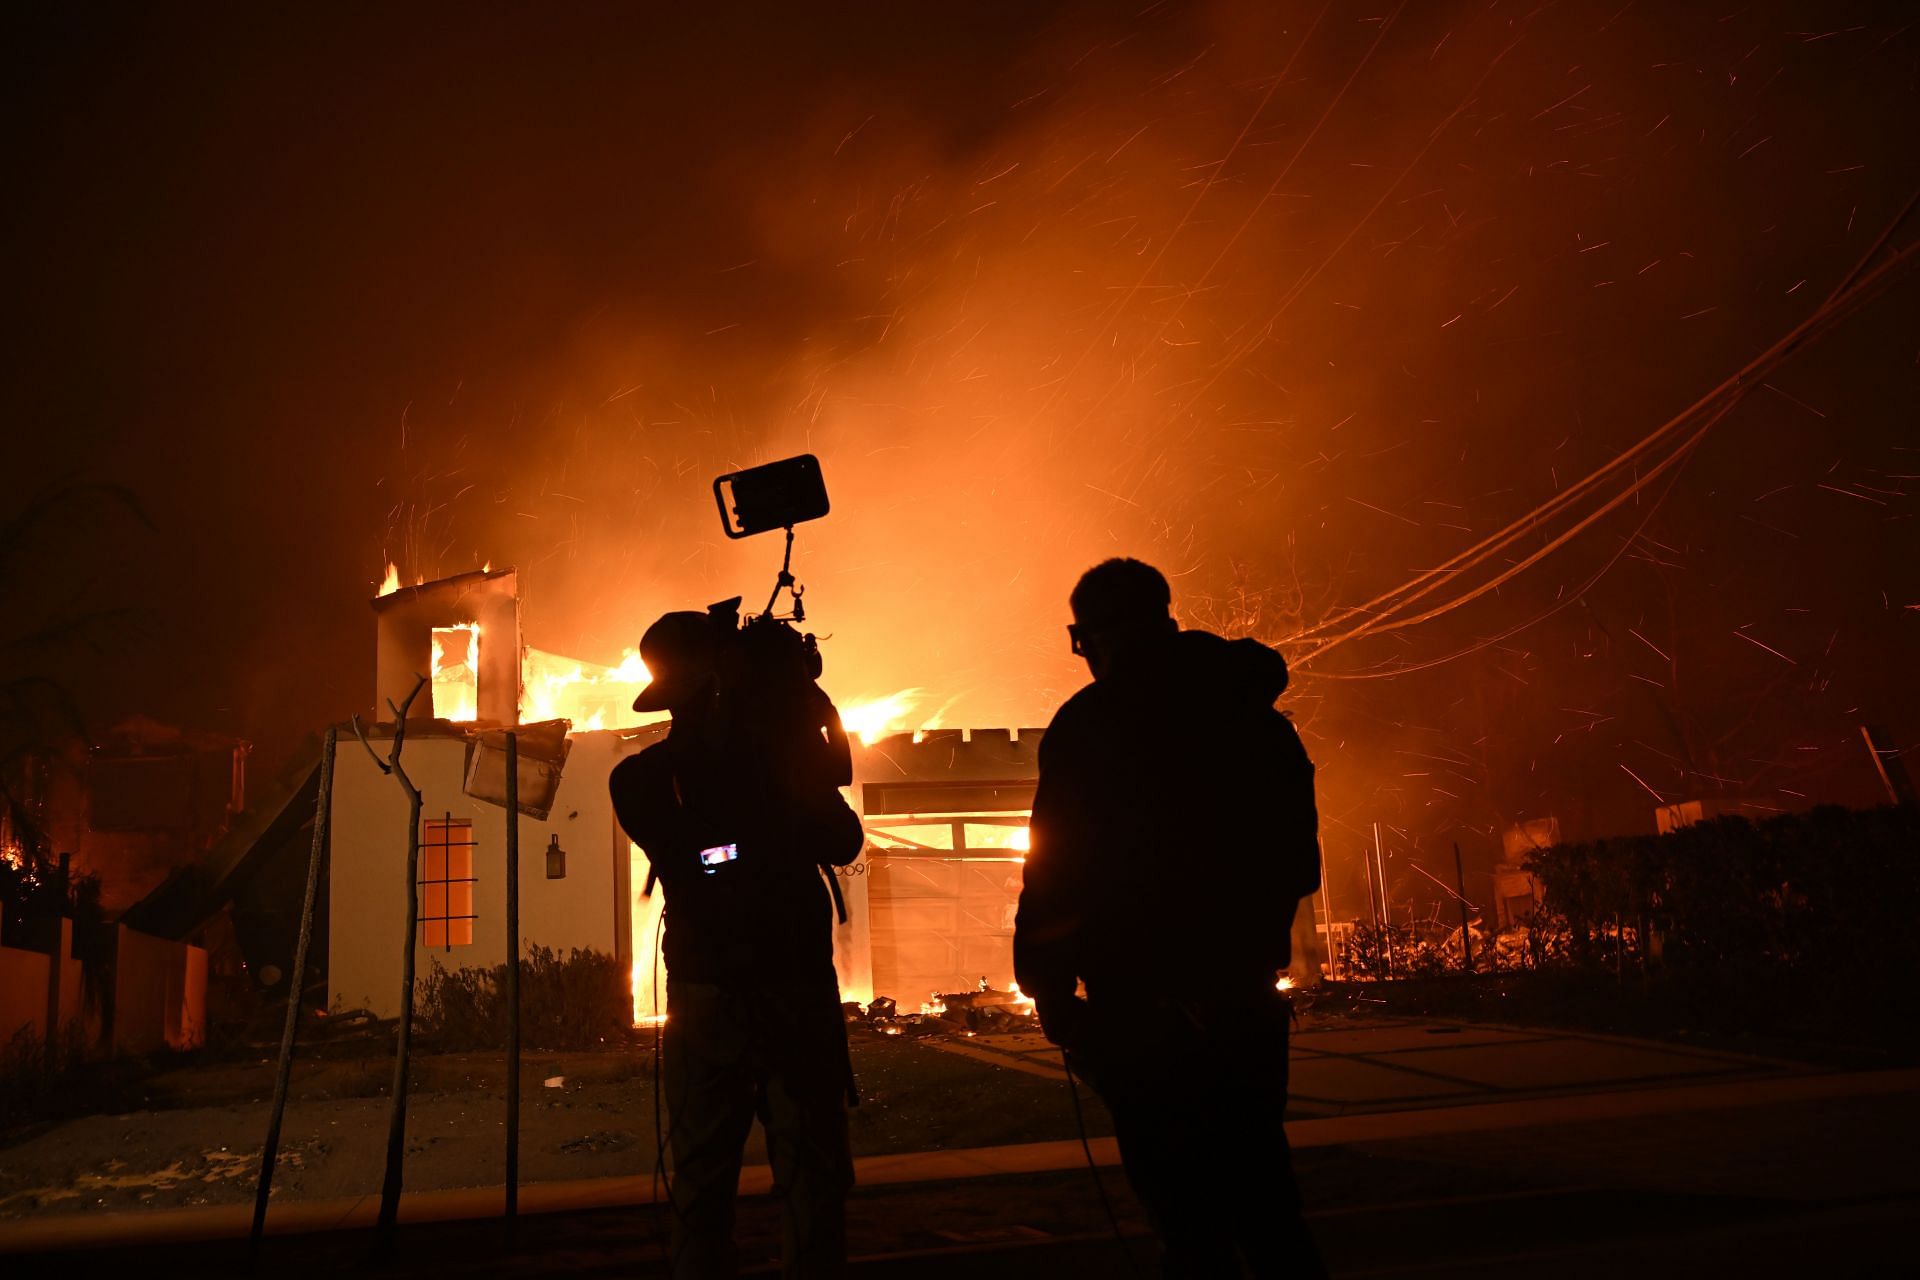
[713, 454, 830, 539]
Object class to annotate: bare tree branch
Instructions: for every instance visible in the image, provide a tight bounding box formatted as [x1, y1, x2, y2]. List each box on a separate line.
[348, 714, 391, 775]
[376, 672, 428, 1240]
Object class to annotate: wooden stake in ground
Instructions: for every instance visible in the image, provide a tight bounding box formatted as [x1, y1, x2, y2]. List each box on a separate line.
[1317, 840, 1337, 980]
[1362, 833, 1381, 976]
[1452, 842, 1474, 975]
[351, 675, 428, 1240]
[1372, 822, 1394, 979]
[504, 730, 521, 1241]
[250, 725, 337, 1255]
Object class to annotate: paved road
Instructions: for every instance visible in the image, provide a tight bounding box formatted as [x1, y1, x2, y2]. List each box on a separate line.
[8, 1058, 1915, 1276]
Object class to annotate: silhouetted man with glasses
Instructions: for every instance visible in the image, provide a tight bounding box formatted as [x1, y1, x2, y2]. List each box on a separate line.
[1015, 558, 1326, 1278]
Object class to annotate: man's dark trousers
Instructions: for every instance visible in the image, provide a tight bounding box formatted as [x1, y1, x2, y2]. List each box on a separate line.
[662, 976, 854, 1279]
[1071, 986, 1324, 1279]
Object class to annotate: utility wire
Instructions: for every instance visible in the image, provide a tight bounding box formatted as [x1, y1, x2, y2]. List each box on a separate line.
[1300, 408, 1721, 663]
[1290, 223, 1919, 653]
[1287, 222, 1920, 669]
[1305, 448, 1694, 680]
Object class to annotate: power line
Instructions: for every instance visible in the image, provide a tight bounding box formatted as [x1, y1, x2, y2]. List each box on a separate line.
[1286, 218, 1920, 674]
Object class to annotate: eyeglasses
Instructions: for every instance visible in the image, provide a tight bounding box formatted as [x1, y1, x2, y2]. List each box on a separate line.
[1070, 618, 1170, 655]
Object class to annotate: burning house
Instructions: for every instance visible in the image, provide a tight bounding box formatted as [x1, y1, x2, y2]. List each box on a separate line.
[0, 717, 254, 1057]
[327, 566, 1322, 1024]
[329, 566, 662, 1019]
[326, 567, 1050, 1022]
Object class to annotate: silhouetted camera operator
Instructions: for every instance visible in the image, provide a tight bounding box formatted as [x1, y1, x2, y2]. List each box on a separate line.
[1015, 558, 1326, 1278]
[611, 601, 863, 1279]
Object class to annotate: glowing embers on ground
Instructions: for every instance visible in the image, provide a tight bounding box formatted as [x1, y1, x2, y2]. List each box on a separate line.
[865, 978, 1037, 1038]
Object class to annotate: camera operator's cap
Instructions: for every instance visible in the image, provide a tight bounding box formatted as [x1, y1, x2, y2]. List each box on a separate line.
[632, 611, 720, 712]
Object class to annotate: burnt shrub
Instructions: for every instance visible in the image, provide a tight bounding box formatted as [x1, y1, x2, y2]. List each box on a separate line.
[1523, 805, 1919, 1008]
[418, 945, 632, 1051]
[0, 1023, 139, 1134]
[0, 1027, 62, 1132]
[1343, 923, 1464, 979]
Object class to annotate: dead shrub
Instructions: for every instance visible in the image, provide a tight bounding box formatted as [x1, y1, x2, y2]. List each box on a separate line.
[417, 945, 631, 1052]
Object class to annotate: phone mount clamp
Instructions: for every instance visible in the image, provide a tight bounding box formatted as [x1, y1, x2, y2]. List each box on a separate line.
[713, 453, 829, 624]
[763, 526, 805, 623]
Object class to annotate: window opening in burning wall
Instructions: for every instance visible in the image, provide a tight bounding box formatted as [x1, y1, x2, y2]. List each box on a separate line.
[420, 815, 478, 949]
[431, 624, 481, 722]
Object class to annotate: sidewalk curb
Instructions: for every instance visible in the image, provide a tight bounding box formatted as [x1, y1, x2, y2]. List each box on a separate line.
[4, 1066, 1915, 1255]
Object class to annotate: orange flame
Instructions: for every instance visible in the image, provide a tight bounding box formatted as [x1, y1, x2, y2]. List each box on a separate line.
[837, 688, 926, 746]
[524, 646, 665, 732]
[417, 613, 674, 733]
[430, 623, 481, 722]
[631, 843, 669, 1026]
[377, 562, 401, 596]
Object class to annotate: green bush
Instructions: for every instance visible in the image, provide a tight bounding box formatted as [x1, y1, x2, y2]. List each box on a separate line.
[418, 944, 632, 1051]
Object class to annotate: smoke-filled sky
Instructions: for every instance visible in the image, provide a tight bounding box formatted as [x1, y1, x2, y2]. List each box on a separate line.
[7, 1, 1917, 898]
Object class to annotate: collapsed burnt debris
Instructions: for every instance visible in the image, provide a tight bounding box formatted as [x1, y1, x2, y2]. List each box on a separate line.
[851, 979, 1038, 1039]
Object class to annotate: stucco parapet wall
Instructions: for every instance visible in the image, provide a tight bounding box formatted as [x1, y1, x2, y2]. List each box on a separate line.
[852, 728, 1047, 782]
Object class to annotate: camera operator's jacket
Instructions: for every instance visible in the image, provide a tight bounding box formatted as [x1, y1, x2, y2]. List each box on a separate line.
[1014, 629, 1320, 1015]
[612, 732, 863, 986]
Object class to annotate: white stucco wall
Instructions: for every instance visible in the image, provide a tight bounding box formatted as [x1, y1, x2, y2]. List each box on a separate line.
[327, 727, 656, 1016]
[326, 723, 874, 1018]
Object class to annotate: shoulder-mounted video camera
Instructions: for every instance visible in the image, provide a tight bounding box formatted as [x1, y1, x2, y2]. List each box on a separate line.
[705, 455, 851, 792]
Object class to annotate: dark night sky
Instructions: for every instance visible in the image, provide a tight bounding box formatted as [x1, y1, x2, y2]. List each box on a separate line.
[6, 2, 1916, 904]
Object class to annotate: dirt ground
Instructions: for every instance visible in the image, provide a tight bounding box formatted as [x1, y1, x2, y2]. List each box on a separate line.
[0, 1031, 1104, 1220]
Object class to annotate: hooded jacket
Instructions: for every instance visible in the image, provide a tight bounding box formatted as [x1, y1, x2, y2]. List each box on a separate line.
[1013, 628, 1320, 1013]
